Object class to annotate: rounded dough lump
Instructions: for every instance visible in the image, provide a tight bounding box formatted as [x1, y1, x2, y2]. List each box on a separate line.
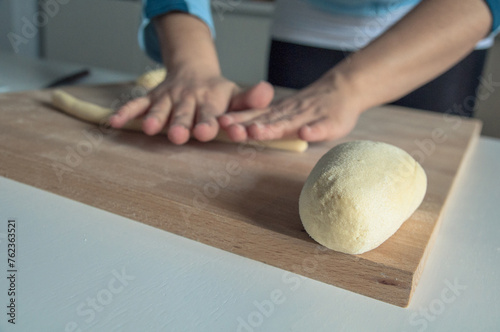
[299, 140, 427, 254]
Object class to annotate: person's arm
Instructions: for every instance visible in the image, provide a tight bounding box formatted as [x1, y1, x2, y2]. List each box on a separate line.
[111, 12, 274, 144]
[338, 0, 492, 111]
[220, 0, 494, 142]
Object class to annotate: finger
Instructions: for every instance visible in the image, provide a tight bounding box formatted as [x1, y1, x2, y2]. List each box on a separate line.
[245, 108, 318, 141]
[299, 125, 324, 142]
[218, 108, 269, 128]
[247, 121, 293, 141]
[228, 81, 274, 112]
[109, 97, 151, 128]
[299, 123, 330, 142]
[193, 104, 220, 142]
[218, 81, 274, 127]
[300, 116, 356, 142]
[224, 123, 249, 142]
[168, 98, 196, 145]
[142, 96, 173, 136]
[240, 102, 305, 126]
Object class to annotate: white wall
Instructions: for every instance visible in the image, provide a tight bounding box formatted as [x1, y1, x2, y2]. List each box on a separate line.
[41, 0, 272, 80]
[212, 2, 273, 84]
[0, 0, 40, 57]
[42, 0, 156, 74]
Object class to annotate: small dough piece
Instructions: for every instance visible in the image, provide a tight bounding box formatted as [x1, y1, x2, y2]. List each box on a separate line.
[50, 90, 308, 152]
[299, 140, 427, 254]
[136, 68, 167, 90]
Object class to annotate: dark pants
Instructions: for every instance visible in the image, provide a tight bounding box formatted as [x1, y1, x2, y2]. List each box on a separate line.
[267, 40, 487, 117]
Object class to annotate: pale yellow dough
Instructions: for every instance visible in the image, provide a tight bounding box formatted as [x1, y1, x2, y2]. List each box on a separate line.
[136, 68, 167, 90]
[50, 90, 308, 152]
[299, 140, 427, 254]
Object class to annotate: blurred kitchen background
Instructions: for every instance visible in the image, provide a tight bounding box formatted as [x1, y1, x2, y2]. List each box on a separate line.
[1, 0, 498, 137]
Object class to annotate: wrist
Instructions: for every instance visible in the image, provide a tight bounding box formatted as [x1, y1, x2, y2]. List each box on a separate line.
[154, 12, 221, 76]
[320, 66, 368, 116]
[167, 63, 222, 82]
[326, 53, 402, 114]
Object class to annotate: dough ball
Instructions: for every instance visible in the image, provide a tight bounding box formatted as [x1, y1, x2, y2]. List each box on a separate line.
[299, 140, 427, 254]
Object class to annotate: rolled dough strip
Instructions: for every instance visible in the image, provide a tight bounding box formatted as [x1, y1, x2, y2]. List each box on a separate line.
[50, 90, 308, 152]
[136, 68, 167, 90]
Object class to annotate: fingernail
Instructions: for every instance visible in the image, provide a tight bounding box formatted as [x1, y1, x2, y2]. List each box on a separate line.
[194, 122, 207, 129]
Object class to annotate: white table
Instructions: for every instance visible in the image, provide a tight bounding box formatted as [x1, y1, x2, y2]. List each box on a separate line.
[0, 52, 136, 93]
[0, 137, 499, 332]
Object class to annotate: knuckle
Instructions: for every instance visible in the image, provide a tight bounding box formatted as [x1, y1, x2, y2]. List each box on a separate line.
[167, 86, 184, 99]
[200, 88, 223, 103]
[125, 98, 142, 108]
[172, 107, 192, 121]
[120, 101, 141, 114]
[180, 87, 199, 99]
[148, 107, 165, 117]
[265, 128, 281, 140]
[297, 99, 311, 110]
[201, 104, 220, 117]
[172, 115, 190, 126]
[148, 88, 165, 100]
[174, 101, 192, 115]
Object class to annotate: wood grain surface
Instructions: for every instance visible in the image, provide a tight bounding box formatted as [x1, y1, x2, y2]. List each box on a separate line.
[0, 84, 481, 307]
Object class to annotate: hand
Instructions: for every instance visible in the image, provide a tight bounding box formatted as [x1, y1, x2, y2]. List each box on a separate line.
[219, 72, 362, 142]
[109, 12, 274, 145]
[109, 69, 274, 145]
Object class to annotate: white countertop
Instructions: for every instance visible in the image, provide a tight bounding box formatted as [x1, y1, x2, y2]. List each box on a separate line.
[0, 137, 499, 332]
[0, 52, 136, 93]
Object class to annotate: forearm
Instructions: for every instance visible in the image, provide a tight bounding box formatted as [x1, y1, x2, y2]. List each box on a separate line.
[154, 12, 221, 75]
[334, 0, 492, 111]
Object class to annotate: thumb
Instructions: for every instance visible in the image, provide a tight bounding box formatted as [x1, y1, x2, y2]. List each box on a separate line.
[229, 81, 274, 112]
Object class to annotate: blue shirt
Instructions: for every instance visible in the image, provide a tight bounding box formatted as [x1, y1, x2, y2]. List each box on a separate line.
[140, 0, 214, 62]
[140, 0, 500, 63]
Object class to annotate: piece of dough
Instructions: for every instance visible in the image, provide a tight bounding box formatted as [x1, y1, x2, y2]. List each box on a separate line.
[51, 90, 308, 152]
[299, 140, 427, 254]
[136, 68, 167, 90]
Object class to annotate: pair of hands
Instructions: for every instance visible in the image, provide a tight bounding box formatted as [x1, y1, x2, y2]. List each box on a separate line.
[109, 69, 360, 144]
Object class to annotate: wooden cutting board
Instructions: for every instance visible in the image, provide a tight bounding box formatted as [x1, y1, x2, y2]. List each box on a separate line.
[0, 84, 481, 307]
